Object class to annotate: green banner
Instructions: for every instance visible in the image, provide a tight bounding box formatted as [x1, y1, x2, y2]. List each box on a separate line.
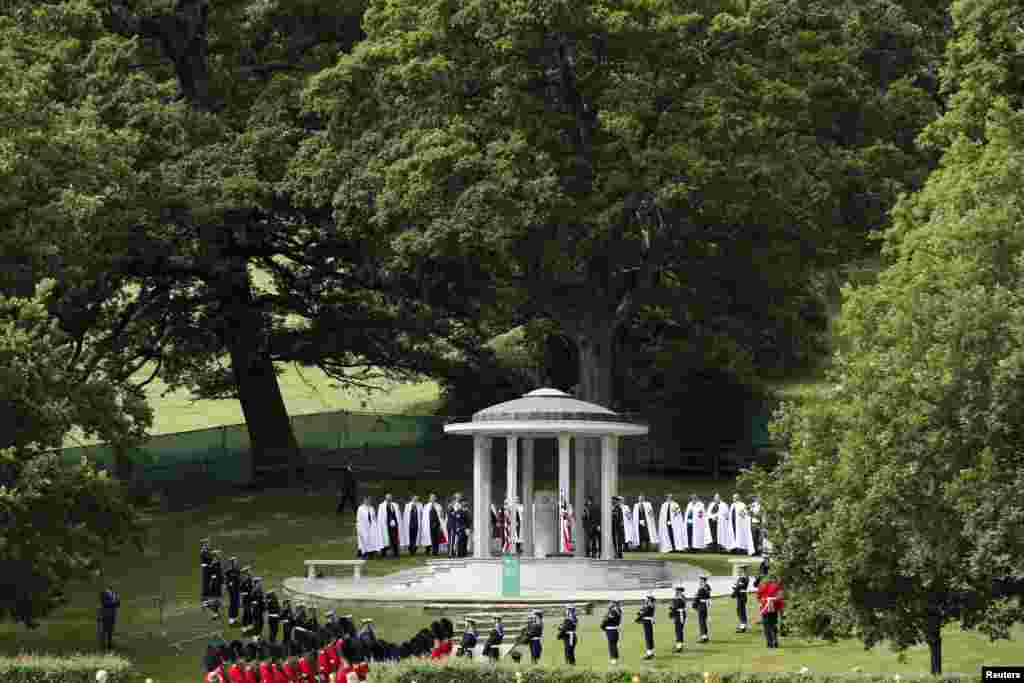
[502, 555, 520, 597]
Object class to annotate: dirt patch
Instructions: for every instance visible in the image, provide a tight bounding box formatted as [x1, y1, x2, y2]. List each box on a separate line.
[750, 655, 787, 672]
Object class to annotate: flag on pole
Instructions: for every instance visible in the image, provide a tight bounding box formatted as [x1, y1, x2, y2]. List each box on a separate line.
[559, 490, 574, 553]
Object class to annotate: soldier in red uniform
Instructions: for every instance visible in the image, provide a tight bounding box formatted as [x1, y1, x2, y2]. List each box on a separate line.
[280, 657, 298, 683]
[326, 641, 340, 674]
[259, 659, 273, 683]
[244, 661, 260, 683]
[227, 659, 245, 683]
[317, 645, 331, 680]
[297, 652, 315, 682]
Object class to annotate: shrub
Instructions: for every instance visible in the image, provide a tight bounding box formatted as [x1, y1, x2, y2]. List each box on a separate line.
[0, 653, 135, 683]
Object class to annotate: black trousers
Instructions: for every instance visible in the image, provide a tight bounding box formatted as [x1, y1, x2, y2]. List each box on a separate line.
[337, 490, 357, 513]
[529, 639, 542, 662]
[384, 531, 399, 557]
[485, 643, 500, 661]
[763, 612, 779, 647]
[687, 524, 694, 548]
[430, 538, 440, 555]
[269, 618, 280, 642]
[605, 630, 619, 659]
[673, 619, 685, 644]
[736, 597, 748, 626]
[586, 530, 599, 557]
[697, 605, 709, 638]
[612, 530, 624, 558]
[100, 617, 115, 650]
[638, 525, 650, 551]
[283, 624, 293, 648]
[241, 598, 251, 627]
[709, 519, 719, 547]
[458, 535, 468, 558]
[563, 637, 576, 664]
[642, 621, 654, 650]
[408, 524, 419, 555]
[228, 590, 240, 620]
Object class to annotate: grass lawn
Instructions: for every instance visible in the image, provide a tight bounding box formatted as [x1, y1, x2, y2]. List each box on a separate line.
[2, 477, 1018, 682]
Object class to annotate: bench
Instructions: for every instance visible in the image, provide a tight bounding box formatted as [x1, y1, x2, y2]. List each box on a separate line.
[729, 557, 762, 577]
[305, 559, 367, 580]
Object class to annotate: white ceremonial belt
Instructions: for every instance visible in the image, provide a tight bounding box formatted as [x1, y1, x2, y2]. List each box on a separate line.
[604, 626, 621, 631]
[530, 637, 542, 640]
[642, 617, 654, 621]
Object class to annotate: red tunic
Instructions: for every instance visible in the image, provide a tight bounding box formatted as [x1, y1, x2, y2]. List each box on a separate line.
[244, 665, 260, 683]
[326, 646, 340, 673]
[280, 662, 298, 683]
[440, 640, 453, 655]
[317, 648, 331, 677]
[270, 664, 288, 683]
[757, 581, 785, 615]
[259, 662, 273, 683]
[354, 662, 369, 681]
[228, 664, 245, 683]
[297, 657, 315, 682]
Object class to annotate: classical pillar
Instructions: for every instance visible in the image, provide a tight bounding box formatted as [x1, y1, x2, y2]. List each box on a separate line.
[472, 435, 492, 559]
[601, 434, 619, 560]
[557, 434, 571, 553]
[574, 436, 586, 558]
[506, 436, 518, 505]
[522, 437, 535, 557]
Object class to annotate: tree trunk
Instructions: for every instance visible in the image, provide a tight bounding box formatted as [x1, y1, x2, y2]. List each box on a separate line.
[574, 324, 617, 507]
[217, 264, 300, 487]
[927, 619, 942, 676]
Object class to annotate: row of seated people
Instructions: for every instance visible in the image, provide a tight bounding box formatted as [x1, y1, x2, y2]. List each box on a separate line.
[202, 615, 463, 682]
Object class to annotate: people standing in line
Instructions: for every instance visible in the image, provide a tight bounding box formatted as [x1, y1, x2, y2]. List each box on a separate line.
[582, 497, 600, 558]
[669, 585, 687, 652]
[402, 496, 422, 557]
[658, 494, 685, 553]
[556, 605, 578, 665]
[336, 461, 358, 514]
[248, 578, 265, 637]
[611, 496, 625, 559]
[377, 493, 402, 559]
[206, 550, 224, 620]
[730, 494, 756, 555]
[446, 494, 459, 558]
[601, 600, 622, 665]
[694, 575, 712, 642]
[621, 497, 637, 550]
[633, 495, 656, 552]
[454, 497, 471, 558]
[280, 599, 294, 652]
[265, 592, 281, 643]
[226, 557, 242, 626]
[356, 496, 380, 560]
[750, 496, 764, 555]
[733, 566, 751, 632]
[421, 493, 445, 556]
[239, 567, 254, 630]
[636, 594, 656, 660]
[757, 575, 784, 649]
[98, 584, 120, 651]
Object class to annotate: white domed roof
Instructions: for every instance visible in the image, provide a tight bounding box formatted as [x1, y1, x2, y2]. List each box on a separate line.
[473, 388, 619, 422]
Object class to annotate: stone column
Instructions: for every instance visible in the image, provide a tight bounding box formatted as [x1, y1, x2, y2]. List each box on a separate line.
[574, 437, 586, 558]
[522, 437, 535, 557]
[601, 434, 619, 560]
[472, 435, 492, 558]
[506, 436, 518, 505]
[557, 434, 571, 553]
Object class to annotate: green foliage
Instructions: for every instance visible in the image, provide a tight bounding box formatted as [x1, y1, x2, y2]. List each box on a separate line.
[367, 658, 972, 683]
[0, 653, 133, 683]
[742, 0, 1024, 674]
[0, 283, 148, 628]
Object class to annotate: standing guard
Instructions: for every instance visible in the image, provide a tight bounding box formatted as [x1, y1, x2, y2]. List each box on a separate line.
[225, 557, 242, 626]
[636, 594, 656, 660]
[239, 568, 254, 630]
[669, 585, 687, 652]
[205, 550, 224, 620]
[556, 605, 578, 665]
[733, 566, 750, 632]
[200, 539, 213, 602]
[611, 496, 625, 559]
[265, 592, 281, 642]
[279, 599, 294, 654]
[525, 610, 544, 663]
[582, 497, 599, 558]
[458, 619, 478, 657]
[98, 584, 120, 651]
[248, 578, 265, 637]
[484, 617, 504, 661]
[600, 600, 622, 665]
[694, 575, 712, 642]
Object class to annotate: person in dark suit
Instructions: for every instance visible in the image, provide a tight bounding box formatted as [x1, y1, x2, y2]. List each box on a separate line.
[336, 461, 358, 514]
[98, 585, 120, 651]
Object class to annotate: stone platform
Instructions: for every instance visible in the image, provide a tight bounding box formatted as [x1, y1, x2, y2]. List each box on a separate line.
[282, 558, 748, 608]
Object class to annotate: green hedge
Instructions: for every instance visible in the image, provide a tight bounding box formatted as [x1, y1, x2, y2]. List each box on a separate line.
[0, 653, 135, 683]
[366, 659, 973, 683]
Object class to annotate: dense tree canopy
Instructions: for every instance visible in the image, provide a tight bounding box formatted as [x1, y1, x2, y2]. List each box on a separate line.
[742, 0, 1024, 674]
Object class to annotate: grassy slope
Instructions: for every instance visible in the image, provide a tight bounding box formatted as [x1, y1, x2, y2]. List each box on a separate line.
[2, 478, 1018, 682]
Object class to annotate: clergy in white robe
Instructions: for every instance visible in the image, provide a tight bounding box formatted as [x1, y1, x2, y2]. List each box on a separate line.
[419, 494, 447, 554]
[657, 494, 681, 553]
[669, 497, 687, 550]
[633, 496, 657, 552]
[684, 495, 712, 549]
[621, 500, 638, 547]
[709, 494, 734, 550]
[356, 497, 381, 557]
[402, 496, 422, 555]
[376, 494, 403, 557]
[730, 494, 756, 555]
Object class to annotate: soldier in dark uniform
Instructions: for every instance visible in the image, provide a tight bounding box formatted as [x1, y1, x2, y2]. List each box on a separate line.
[484, 616, 504, 661]
[611, 496, 625, 559]
[446, 495, 459, 558]
[458, 618, 478, 657]
[225, 557, 241, 625]
[600, 600, 622, 665]
[733, 566, 750, 632]
[239, 567, 254, 630]
[336, 461, 358, 514]
[426, 494, 444, 556]
[200, 539, 213, 601]
[636, 594, 656, 660]
[280, 599, 294, 653]
[694, 575, 712, 642]
[98, 585, 119, 651]
[456, 502, 471, 558]
[582, 497, 599, 558]
[556, 605, 578, 665]
[525, 610, 543, 663]
[669, 585, 687, 652]
[205, 550, 223, 620]
[248, 578, 265, 637]
[265, 592, 281, 642]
